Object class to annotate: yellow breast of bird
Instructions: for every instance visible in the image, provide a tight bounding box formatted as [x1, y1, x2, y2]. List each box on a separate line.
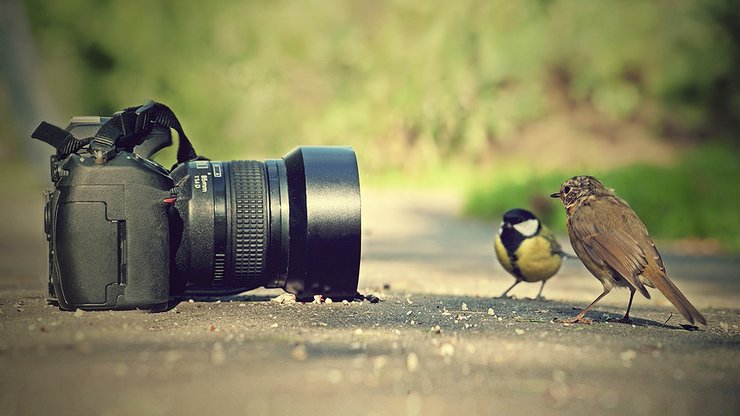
[515, 237, 562, 282]
[494, 236, 514, 274]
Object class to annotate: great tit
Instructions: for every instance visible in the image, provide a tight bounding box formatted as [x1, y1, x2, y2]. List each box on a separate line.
[494, 208, 567, 299]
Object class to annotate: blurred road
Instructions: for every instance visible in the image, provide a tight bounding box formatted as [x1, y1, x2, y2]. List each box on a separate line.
[1, 186, 739, 416]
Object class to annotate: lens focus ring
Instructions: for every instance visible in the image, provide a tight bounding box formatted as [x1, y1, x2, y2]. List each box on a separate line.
[228, 161, 268, 282]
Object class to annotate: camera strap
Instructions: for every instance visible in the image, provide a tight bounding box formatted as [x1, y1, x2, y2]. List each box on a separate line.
[32, 100, 199, 167]
[31, 121, 93, 158]
[106, 101, 198, 164]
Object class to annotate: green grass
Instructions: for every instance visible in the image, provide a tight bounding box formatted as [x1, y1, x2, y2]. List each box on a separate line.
[464, 143, 740, 252]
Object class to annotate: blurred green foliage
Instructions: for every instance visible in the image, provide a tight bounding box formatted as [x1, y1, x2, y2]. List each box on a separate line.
[22, 0, 740, 169]
[15, 0, 740, 249]
[464, 142, 740, 252]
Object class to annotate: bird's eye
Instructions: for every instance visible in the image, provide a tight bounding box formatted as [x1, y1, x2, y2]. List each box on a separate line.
[563, 186, 571, 194]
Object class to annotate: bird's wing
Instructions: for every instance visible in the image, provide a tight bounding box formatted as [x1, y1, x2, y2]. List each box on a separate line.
[569, 199, 651, 297]
[540, 225, 563, 255]
[572, 197, 706, 325]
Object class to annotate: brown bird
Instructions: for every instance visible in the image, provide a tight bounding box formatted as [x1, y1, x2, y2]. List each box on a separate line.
[550, 176, 707, 325]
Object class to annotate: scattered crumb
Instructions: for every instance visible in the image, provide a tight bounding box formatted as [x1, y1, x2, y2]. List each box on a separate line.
[271, 293, 296, 304]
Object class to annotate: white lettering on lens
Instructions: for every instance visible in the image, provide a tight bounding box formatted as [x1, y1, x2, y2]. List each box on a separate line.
[199, 175, 208, 192]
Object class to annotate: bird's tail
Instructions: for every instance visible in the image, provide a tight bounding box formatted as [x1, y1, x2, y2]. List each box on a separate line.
[647, 272, 707, 325]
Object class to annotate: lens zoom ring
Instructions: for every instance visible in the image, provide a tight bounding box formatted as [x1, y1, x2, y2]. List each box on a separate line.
[229, 161, 268, 281]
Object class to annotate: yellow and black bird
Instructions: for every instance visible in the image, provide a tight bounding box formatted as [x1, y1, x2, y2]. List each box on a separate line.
[494, 208, 567, 300]
[550, 175, 707, 325]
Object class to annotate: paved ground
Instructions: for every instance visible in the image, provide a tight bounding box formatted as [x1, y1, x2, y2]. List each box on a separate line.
[1, 184, 739, 416]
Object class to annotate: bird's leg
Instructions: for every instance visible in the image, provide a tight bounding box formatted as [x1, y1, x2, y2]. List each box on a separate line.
[560, 289, 610, 324]
[533, 281, 546, 300]
[608, 287, 636, 324]
[497, 279, 522, 299]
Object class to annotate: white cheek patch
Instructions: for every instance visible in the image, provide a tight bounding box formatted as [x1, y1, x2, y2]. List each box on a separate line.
[497, 222, 504, 236]
[513, 219, 539, 237]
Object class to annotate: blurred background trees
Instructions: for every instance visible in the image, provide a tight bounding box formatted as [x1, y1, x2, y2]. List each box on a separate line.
[1, 0, 738, 250]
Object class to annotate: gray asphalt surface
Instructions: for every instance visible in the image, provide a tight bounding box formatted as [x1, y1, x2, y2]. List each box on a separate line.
[1, 187, 739, 416]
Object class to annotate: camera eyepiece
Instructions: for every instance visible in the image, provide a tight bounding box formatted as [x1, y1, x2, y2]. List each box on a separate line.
[173, 147, 361, 301]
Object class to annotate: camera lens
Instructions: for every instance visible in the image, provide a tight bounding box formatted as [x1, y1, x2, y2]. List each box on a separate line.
[172, 147, 361, 300]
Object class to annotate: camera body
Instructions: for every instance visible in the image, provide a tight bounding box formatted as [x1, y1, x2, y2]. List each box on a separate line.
[45, 124, 174, 310]
[38, 102, 361, 311]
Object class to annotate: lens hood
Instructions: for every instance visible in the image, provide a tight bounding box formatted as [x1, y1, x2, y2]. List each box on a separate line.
[281, 147, 361, 300]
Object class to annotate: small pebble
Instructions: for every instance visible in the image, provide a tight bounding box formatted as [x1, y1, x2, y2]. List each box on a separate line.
[327, 369, 343, 384]
[620, 349, 637, 361]
[461, 303, 469, 311]
[211, 342, 226, 366]
[487, 308, 495, 316]
[406, 352, 419, 373]
[291, 344, 308, 361]
[440, 343, 455, 357]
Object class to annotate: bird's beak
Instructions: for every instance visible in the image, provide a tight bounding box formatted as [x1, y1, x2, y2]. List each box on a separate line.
[550, 192, 560, 198]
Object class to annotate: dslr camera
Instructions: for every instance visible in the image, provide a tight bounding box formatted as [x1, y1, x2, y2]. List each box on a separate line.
[33, 101, 361, 311]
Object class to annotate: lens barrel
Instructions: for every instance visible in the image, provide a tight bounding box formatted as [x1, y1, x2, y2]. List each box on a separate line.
[173, 147, 361, 300]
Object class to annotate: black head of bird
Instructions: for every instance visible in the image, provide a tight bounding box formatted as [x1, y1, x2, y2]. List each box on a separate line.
[550, 175, 707, 325]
